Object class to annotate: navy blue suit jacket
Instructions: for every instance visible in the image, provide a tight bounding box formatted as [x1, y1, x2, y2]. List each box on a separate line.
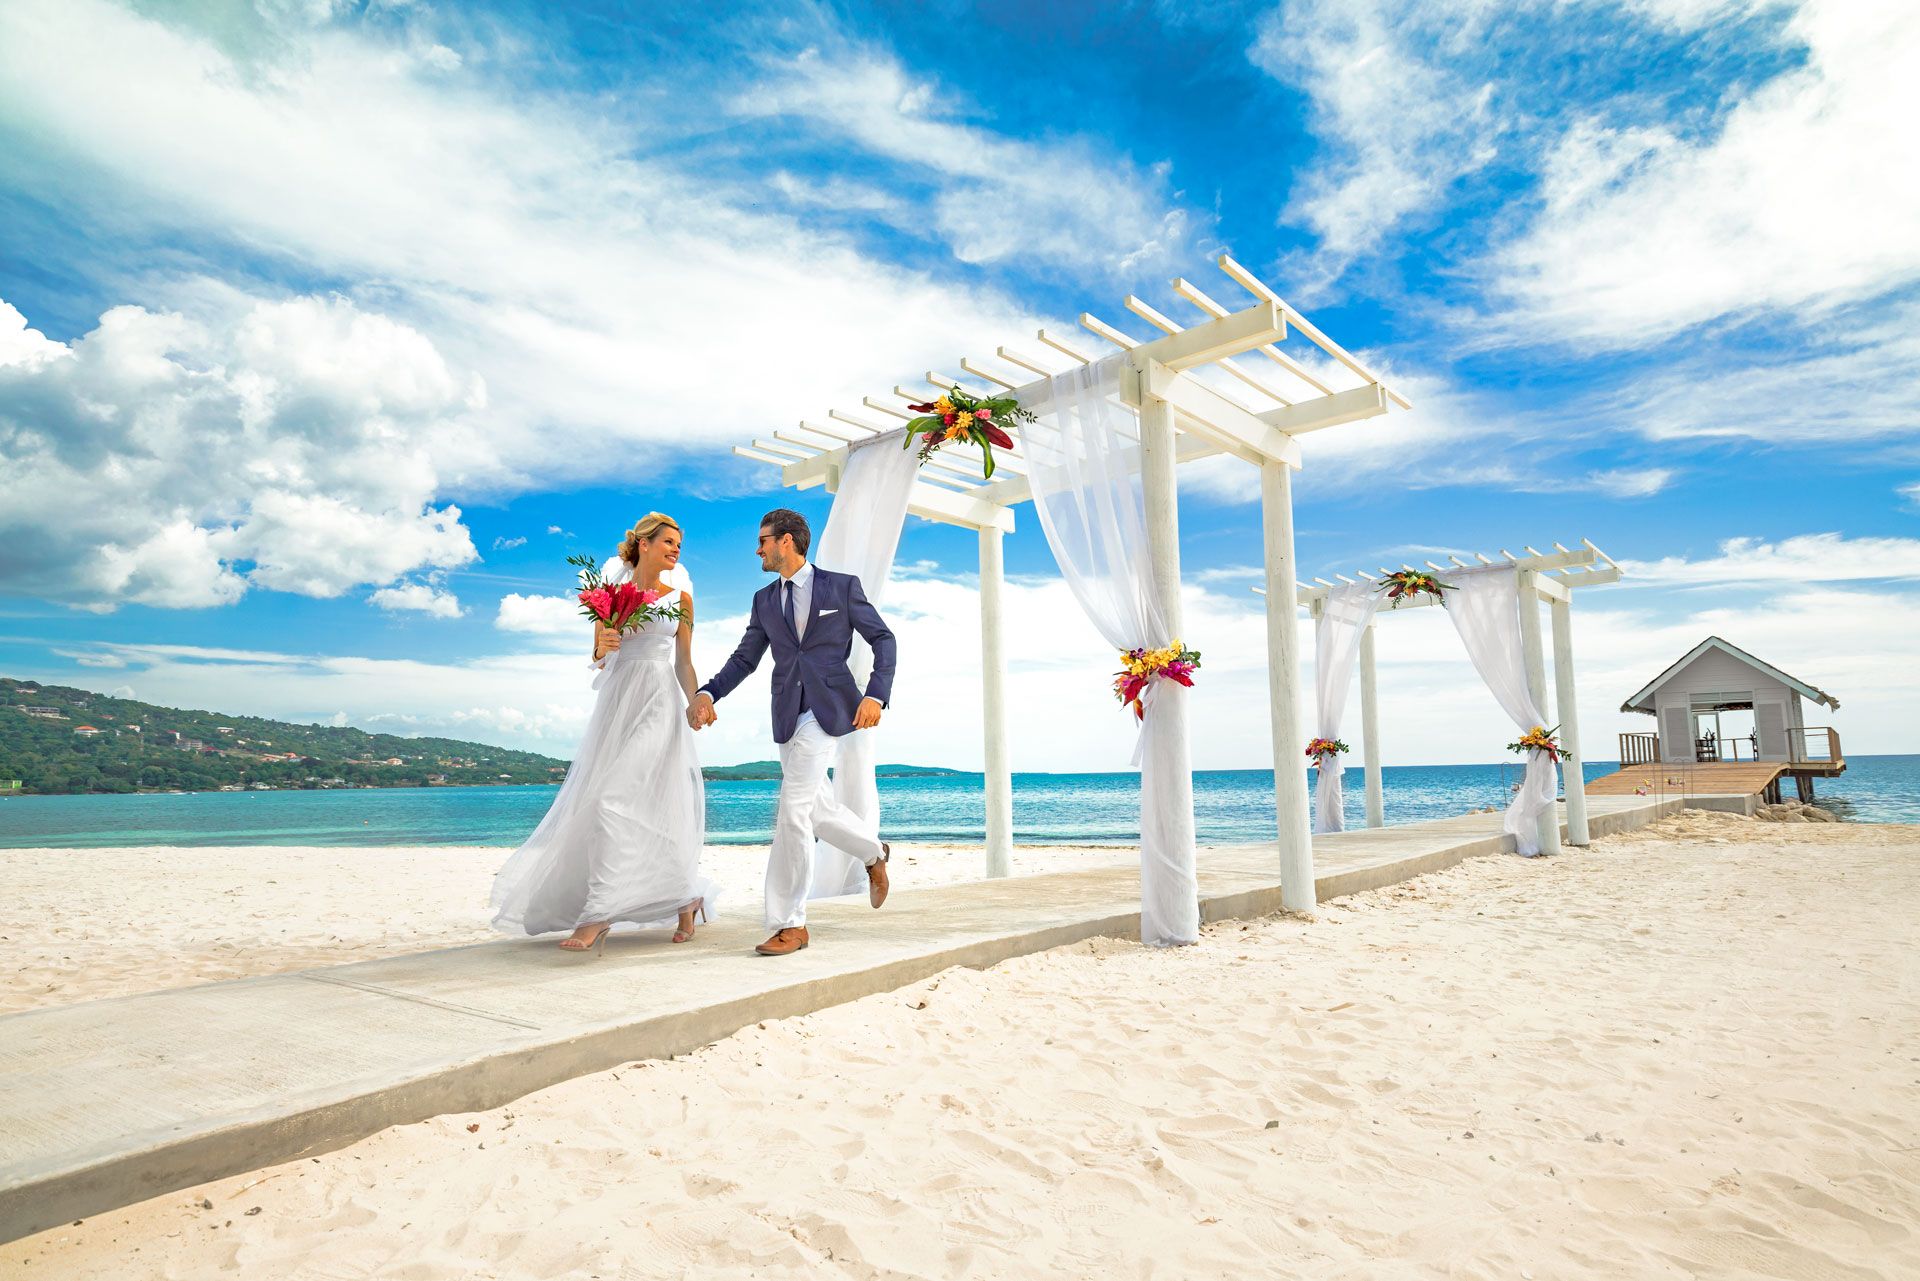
[699, 568, 897, 744]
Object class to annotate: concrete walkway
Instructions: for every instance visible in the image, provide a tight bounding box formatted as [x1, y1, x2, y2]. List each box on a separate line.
[0, 796, 1674, 1242]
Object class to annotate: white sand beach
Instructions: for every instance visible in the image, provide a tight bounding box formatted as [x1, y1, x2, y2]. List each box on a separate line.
[3, 809, 1915, 1279]
[0, 842, 1136, 1015]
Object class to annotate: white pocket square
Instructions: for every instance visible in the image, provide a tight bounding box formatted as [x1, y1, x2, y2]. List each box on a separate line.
[819, 607, 839, 616]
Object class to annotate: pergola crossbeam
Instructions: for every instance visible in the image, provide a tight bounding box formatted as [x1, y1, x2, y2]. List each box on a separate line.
[1139, 360, 1301, 469]
[1256, 383, 1389, 435]
[960, 357, 1019, 390]
[1292, 543, 1611, 607]
[1036, 329, 1095, 363]
[1124, 294, 1296, 407]
[829, 409, 893, 435]
[1170, 276, 1317, 402]
[1217, 253, 1411, 410]
[1095, 301, 1287, 373]
[863, 397, 914, 421]
[798, 419, 859, 442]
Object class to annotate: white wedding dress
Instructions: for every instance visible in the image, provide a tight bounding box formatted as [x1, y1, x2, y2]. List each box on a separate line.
[491, 587, 716, 936]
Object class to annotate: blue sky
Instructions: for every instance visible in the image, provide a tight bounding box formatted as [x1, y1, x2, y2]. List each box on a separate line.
[1, 0, 1916, 769]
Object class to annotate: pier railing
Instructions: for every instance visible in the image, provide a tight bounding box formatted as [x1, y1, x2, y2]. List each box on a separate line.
[1786, 726, 1842, 765]
[1620, 727, 1843, 767]
[1619, 732, 1659, 766]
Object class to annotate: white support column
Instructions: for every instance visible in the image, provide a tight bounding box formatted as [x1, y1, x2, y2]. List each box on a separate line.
[1516, 570, 1564, 855]
[1261, 459, 1316, 910]
[1359, 621, 1384, 828]
[1137, 377, 1200, 938]
[978, 524, 1014, 877]
[1550, 595, 1590, 846]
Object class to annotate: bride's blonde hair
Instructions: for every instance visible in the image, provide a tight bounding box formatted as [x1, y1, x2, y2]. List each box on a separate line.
[619, 512, 681, 567]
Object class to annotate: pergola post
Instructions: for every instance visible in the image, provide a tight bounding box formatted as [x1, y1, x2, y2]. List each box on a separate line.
[1550, 596, 1590, 846]
[1136, 378, 1200, 934]
[1359, 621, 1384, 828]
[978, 524, 1014, 877]
[1262, 459, 1316, 910]
[1516, 570, 1563, 855]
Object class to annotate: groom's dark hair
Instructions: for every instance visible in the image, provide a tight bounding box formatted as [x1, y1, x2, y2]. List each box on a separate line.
[760, 508, 811, 557]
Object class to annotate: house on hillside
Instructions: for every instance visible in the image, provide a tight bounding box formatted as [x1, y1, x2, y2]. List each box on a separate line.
[72, 725, 104, 738]
[1619, 636, 1844, 800]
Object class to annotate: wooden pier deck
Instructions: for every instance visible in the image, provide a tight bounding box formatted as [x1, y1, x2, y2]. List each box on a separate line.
[1585, 762, 1787, 798]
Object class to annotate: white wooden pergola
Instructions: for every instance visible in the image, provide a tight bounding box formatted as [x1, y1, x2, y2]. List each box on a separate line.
[1272, 540, 1622, 849]
[733, 255, 1409, 910]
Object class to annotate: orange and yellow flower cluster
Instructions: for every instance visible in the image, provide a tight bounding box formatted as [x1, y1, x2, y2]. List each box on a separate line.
[1113, 640, 1202, 721]
[1506, 725, 1564, 763]
[902, 385, 1035, 479]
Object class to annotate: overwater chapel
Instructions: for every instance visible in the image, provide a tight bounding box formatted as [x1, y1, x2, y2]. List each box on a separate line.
[1617, 636, 1845, 801]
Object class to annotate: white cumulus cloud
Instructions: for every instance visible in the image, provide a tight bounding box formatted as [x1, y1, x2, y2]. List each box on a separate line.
[1248, 0, 1503, 295]
[495, 592, 586, 641]
[1620, 532, 1920, 586]
[0, 292, 480, 609]
[1489, 0, 1920, 346]
[369, 581, 465, 618]
[735, 46, 1201, 275]
[1587, 467, 1675, 499]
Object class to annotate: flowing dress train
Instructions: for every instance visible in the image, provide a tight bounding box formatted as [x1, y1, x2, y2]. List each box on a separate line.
[491, 600, 715, 934]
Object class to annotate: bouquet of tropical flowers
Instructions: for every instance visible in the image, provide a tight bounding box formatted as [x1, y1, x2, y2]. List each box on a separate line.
[902, 387, 1034, 479]
[1305, 737, 1349, 763]
[1507, 725, 1564, 764]
[1377, 569, 1454, 606]
[1113, 640, 1201, 721]
[568, 553, 686, 632]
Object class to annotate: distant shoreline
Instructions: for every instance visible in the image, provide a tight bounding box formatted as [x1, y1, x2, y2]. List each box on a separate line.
[0, 763, 972, 798]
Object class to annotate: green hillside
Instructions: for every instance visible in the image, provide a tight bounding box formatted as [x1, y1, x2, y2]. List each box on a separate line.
[0, 679, 569, 795]
[0, 679, 969, 796]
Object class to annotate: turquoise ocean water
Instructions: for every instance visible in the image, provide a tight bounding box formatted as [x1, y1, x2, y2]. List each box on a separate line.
[2, 756, 1913, 849]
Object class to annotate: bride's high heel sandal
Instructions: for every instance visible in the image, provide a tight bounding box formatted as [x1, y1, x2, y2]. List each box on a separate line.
[558, 924, 611, 955]
[672, 898, 708, 944]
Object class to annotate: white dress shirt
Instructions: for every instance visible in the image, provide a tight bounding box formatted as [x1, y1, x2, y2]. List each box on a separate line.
[781, 561, 815, 641]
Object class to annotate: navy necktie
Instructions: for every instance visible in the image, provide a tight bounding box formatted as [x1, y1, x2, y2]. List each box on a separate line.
[784, 580, 806, 715]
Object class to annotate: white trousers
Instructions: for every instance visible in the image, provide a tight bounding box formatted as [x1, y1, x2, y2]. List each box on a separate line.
[767, 713, 884, 929]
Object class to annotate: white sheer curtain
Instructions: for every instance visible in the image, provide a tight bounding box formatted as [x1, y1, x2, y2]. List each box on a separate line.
[808, 430, 922, 897]
[1442, 566, 1558, 856]
[1312, 582, 1383, 833]
[1021, 355, 1200, 946]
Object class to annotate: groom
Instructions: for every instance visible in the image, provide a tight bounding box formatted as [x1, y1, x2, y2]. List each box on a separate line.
[690, 508, 896, 956]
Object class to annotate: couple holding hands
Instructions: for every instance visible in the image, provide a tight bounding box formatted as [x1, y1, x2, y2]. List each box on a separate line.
[490, 507, 897, 958]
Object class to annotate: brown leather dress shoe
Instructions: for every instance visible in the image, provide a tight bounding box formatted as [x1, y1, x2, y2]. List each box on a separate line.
[755, 926, 809, 956]
[867, 842, 891, 909]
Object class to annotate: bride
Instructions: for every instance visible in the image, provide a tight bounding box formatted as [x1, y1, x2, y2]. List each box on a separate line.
[491, 512, 717, 953]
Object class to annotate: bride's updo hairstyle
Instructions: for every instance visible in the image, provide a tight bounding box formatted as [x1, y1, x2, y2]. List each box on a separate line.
[619, 512, 681, 567]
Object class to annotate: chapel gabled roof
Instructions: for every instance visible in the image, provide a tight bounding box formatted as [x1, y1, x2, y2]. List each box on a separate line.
[1620, 636, 1840, 714]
